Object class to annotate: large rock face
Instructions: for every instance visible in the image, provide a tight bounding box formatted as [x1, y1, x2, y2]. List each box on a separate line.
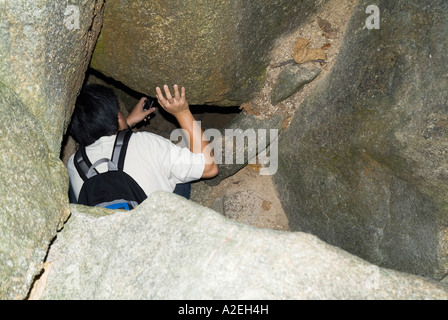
[0, 0, 104, 299]
[90, 0, 325, 106]
[274, 0, 448, 279]
[0, 84, 68, 300]
[40, 192, 448, 300]
[0, 0, 104, 153]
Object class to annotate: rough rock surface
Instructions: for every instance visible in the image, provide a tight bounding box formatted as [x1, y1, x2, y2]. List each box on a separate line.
[0, 0, 104, 299]
[41, 192, 448, 300]
[0, 0, 104, 153]
[271, 64, 322, 105]
[90, 0, 326, 106]
[274, 0, 448, 279]
[0, 83, 69, 300]
[205, 112, 283, 186]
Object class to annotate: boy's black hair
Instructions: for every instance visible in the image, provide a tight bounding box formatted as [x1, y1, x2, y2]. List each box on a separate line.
[70, 84, 120, 146]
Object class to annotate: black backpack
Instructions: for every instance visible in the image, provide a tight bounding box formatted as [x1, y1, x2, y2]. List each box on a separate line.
[73, 129, 147, 210]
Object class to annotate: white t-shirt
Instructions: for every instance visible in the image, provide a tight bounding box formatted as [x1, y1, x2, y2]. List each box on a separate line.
[67, 131, 205, 201]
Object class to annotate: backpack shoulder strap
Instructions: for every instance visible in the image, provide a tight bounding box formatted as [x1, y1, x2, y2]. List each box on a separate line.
[109, 129, 133, 172]
[74, 129, 133, 180]
[74, 145, 98, 181]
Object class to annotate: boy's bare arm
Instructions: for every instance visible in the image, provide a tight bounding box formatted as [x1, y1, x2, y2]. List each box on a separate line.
[156, 85, 219, 179]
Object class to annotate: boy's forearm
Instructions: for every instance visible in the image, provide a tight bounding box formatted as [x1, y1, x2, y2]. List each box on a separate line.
[156, 85, 218, 178]
[175, 110, 218, 177]
[175, 110, 210, 156]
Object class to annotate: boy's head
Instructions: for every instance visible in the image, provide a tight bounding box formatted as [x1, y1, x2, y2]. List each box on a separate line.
[70, 84, 120, 146]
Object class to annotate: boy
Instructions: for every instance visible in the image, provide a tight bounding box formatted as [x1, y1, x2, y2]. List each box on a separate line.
[67, 84, 218, 207]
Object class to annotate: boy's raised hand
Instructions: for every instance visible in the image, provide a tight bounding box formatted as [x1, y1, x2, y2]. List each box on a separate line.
[156, 84, 189, 117]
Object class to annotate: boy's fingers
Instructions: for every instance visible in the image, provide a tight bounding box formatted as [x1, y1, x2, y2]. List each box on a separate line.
[157, 87, 165, 98]
[156, 87, 167, 104]
[156, 85, 186, 108]
[180, 87, 186, 101]
[174, 84, 181, 100]
[163, 85, 173, 101]
[138, 97, 146, 106]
